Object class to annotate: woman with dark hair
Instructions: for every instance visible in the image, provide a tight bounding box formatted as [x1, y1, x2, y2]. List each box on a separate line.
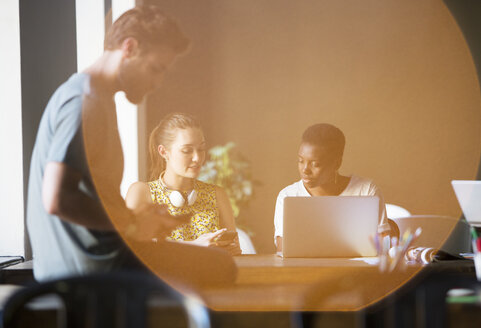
[274, 123, 393, 252]
[126, 113, 241, 255]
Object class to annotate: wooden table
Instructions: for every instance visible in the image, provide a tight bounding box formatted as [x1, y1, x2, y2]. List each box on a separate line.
[0, 260, 34, 285]
[200, 254, 423, 312]
[0, 257, 23, 270]
[0, 255, 475, 327]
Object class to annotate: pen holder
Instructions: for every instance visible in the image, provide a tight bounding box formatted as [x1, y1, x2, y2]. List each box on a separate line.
[470, 226, 481, 281]
[474, 253, 481, 281]
[374, 227, 422, 273]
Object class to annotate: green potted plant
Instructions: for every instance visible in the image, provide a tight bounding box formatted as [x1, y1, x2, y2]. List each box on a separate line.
[198, 142, 258, 253]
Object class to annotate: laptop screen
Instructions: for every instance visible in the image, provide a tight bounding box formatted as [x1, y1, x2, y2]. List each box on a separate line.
[452, 180, 481, 226]
[283, 196, 379, 258]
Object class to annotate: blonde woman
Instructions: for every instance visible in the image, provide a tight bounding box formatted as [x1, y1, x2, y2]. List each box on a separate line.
[126, 113, 241, 255]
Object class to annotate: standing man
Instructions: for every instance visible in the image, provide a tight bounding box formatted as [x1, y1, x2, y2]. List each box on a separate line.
[27, 5, 236, 286]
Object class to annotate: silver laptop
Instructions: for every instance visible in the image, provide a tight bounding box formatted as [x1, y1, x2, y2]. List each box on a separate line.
[452, 180, 481, 226]
[283, 196, 379, 258]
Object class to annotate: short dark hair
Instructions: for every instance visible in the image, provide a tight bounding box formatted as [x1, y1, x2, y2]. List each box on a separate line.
[104, 5, 190, 54]
[301, 123, 345, 163]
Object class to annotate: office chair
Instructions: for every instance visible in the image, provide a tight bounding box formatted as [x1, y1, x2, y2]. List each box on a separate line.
[237, 228, 256, 254]
[385, 204, 411, 219]
[2, 271, 210, 328]
[392, 215, 471, 254]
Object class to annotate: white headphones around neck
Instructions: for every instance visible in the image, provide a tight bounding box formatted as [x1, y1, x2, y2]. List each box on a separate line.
[159, 173, 197, 208]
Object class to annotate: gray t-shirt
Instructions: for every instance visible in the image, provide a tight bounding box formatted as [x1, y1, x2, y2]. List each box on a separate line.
[27, 73, 123, 282]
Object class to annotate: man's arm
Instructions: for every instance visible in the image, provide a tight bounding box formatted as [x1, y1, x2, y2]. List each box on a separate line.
[43, 161, 191, 241]
[42, 161, 114, 230]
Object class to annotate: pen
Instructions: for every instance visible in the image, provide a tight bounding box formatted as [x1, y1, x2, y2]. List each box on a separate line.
[374, 233, 380, 254]
[471, 226, 481, 281]
[471, 227, 479, 253]
[471, 226, 478, 242]
[379, 235, 390, 272]
[390, 228, 422, 272]
[402, 228, 411, 242]
[369, 235, 380, 255]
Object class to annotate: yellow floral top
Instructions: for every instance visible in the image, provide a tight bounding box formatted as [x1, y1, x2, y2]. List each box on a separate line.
[148, 179, 220, 241]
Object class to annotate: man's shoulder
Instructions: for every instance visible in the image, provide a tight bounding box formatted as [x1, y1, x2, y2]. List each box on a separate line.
[48, 74, 88, 114]
[59, 73, 89, 94]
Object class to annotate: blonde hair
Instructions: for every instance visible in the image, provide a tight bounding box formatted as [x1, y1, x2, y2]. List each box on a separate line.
[149, 112, 202, 180]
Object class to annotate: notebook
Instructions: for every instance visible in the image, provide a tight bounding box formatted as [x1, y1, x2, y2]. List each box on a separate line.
[282, 196, 379, 258]
[452, 180, 481, 226]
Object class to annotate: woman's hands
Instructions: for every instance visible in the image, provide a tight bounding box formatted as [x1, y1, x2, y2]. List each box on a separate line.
[190, 229, 242, 256]
[191, 229, 226, 247]
[214, 230, 242, 256]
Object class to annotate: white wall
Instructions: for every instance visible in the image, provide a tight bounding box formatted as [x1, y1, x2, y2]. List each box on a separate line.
[112, 0, 139, 197]
[75, 0, 105, 73]
[0, 0, 25, 256]
[76, 0, 139, 197]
